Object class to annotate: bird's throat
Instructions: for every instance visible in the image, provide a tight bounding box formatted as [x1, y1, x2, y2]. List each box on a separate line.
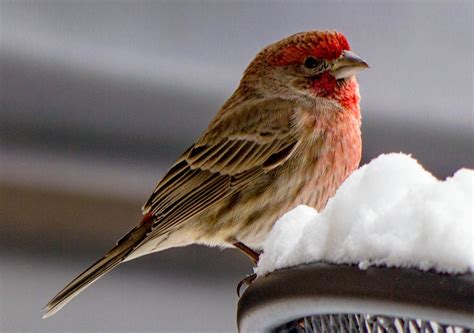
[311, 75, 361, 119]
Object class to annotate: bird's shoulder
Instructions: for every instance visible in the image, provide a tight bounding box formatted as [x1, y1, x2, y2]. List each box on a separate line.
[197, 96, 297, 145]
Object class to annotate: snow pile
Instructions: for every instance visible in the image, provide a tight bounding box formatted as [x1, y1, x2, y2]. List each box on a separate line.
[256, 153, 473, 276]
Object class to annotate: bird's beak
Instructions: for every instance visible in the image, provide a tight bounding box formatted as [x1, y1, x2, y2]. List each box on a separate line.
[331, 50, 369, 80]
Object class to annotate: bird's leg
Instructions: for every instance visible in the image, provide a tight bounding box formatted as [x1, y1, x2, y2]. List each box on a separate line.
[233, 241, 260, 265]
[233, 242, 259, 296]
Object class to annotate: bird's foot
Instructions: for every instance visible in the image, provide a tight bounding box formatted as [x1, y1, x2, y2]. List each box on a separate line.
[236, 273, 257, 297]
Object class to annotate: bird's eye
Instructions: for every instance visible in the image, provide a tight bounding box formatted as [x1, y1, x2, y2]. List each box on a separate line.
[303, 57, 322, 69]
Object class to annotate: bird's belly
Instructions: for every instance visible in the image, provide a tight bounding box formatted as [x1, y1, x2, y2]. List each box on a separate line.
[189, 161, 337, 249]
[233, 163, 343, 247]
[189, 125, 361, 250]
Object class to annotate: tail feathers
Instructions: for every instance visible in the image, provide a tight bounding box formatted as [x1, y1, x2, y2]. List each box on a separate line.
[43, 221, 151, 319]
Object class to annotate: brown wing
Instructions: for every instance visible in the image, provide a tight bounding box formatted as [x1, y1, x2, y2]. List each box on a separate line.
[141, 98, 298, 236]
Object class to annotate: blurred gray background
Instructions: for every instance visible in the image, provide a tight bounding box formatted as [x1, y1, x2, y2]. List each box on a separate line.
[1, 1, 472, 332]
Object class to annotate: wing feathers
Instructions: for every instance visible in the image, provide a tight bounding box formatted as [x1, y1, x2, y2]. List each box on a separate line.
[141, 97, 298, 238]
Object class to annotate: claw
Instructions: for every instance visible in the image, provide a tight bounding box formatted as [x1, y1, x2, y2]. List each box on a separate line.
[236, 273, 257, 297]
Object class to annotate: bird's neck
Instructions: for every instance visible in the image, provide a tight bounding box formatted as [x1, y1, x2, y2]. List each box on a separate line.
[296, 77, 362, 173]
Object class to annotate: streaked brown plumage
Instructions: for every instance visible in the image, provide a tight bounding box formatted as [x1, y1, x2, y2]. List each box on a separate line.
[44, 30, 368, 318]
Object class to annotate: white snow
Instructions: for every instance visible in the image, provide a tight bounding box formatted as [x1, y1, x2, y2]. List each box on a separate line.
[256, 153, 473, 276]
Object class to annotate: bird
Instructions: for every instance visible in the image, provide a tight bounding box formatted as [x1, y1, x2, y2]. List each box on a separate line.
[43, 30, 368, 318]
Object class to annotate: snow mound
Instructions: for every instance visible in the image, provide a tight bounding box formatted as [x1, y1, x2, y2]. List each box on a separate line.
[256, 153, 473, 276]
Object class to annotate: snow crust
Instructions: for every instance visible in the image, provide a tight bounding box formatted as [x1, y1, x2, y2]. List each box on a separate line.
[256, 153, 473, 276]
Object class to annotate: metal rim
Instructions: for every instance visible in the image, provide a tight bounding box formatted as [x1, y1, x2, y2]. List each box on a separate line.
[237, 263, 474, 332]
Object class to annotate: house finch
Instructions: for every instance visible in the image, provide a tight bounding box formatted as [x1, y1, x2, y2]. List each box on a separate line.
[44, 30, 368, 317]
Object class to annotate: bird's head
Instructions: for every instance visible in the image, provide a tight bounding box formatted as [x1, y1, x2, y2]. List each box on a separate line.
[243, 31, 368, 111]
